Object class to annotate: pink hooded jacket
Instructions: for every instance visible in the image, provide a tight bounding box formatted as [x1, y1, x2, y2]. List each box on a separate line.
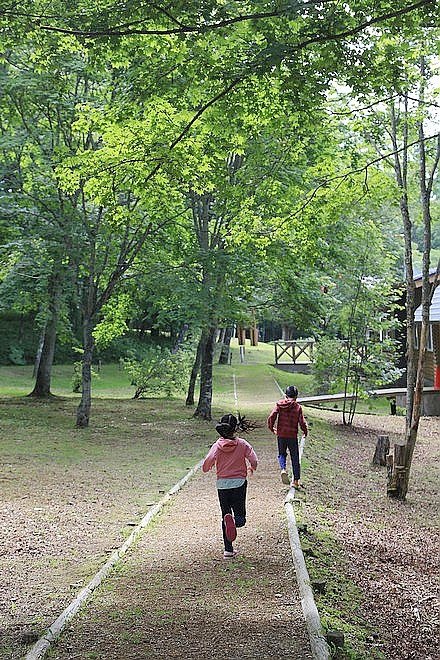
[202, 436, 258, 479]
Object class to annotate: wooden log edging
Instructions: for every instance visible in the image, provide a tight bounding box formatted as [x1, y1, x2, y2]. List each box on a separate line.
[284, 436, 330, 660]
[272, 379, 329, 659]
[284, 498, 330, 660]
[25, 459, 204, 660]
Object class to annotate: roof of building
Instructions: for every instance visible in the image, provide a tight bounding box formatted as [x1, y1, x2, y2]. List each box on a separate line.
[415, 284, 440, 322]
[414, 268, 439, 287]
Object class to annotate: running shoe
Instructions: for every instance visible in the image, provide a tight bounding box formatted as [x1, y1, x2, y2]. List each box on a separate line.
[224, 513, 237, 542]
[223, 550, 237, 559]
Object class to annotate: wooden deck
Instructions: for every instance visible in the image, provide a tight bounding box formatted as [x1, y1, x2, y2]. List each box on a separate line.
[298, 388, 403, 405]
[297, 387, 439, 406]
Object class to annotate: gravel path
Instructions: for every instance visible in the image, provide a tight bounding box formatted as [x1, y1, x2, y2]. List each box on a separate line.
[49, 440, 313, 660]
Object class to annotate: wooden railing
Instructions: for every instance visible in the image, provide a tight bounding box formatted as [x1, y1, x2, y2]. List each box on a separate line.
[274, 340, 315, 365]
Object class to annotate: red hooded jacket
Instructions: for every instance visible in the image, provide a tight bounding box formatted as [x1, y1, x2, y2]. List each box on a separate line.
[267, 398, 308, 439]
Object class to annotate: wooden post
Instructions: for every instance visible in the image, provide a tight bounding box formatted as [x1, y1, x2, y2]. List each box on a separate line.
[387, 442, 407, 498]
[239, 345, 245, 363]
[237, 325, 246, 345]
[394, 442, 407, 497]
[372, 435, 390, 466]
[386, 453, 395, 494]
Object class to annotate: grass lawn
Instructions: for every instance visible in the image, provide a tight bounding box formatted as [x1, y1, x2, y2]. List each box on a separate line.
[0, 363, 133, 398]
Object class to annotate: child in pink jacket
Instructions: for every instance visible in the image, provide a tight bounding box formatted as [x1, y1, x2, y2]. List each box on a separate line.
[203, 413, 258, 559]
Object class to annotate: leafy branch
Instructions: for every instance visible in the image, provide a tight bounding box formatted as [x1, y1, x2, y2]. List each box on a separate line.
[281, 131, 440, 226]
[21, 2, 337, 37]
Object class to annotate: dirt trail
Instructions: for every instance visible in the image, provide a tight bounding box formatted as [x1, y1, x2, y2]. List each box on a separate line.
[49, 440, 313, 659]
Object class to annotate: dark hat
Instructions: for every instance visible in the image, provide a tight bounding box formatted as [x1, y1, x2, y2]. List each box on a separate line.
[285, 385, 298, 398]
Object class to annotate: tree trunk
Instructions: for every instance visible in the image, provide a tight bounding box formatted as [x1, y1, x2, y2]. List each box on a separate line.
[250, 309, 258, 346]
[398, 63, 440, 499]
[389, 99, 417, 432]
[219, 326, 233, 364]
[186, 334, 204, 406]
[172, 323, 189, 353]
[341, 272, 365, 426]
[33, 325, 46, 378]
[237, 325, 246, 345]
[76, 316, 95, 428]
[194, 326, 216, 420]
[28, 275, 62, 398]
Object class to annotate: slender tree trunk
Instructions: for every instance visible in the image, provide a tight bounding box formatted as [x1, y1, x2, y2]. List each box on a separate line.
[342, 268, 364, 426]
[76, 316, 95, 428]
[390, 99, 417, 432]
[33, 325, 46, 379]
[28, 275, 62, 398]
[402, 184, 417, 432]
[219, 325, 233, 364]
[237, 325, 246, 345]
[172, 323, 189, 353]
[194, 326, 216, 420]
[217, 327, 226, 344]
[186, 333, 204, 406]
[388, 68, 440, 499]
[388, 98, 416, 499]
[400, 66, 439, 498]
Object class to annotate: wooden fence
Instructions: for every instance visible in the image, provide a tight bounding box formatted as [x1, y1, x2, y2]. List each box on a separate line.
[274, 340, 315, 365]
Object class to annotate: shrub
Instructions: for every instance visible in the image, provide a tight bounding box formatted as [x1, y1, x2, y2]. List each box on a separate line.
[8, 345, 26, 365]
[311, 338, 347, 394]
[71, 350, 100, 393]
[123, 346, 193, 399]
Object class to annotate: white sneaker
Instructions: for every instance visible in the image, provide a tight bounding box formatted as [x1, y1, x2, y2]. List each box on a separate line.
[280, 470, 290, 485]
[223, 550, 237, 559]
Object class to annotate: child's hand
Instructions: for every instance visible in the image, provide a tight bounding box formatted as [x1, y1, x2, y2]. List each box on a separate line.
[247, 467, 254, 477]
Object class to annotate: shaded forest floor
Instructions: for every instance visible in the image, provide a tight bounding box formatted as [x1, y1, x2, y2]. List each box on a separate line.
[301, 409, 439, 659]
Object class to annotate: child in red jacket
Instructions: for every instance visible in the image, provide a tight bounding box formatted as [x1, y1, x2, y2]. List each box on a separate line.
[267, 385, 308, 488]
[203, 414, 258, 559]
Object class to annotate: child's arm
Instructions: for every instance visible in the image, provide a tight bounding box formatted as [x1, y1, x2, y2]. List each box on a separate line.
[299, 406, 308, 436]
[267, 406, 278, 434]
[244, 441, 258, 471]
[202, 444, 217, 472]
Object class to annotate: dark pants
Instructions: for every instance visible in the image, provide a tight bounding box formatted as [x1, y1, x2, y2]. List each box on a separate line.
[217, 481, 247, 552]
[277, 436, 300, 480]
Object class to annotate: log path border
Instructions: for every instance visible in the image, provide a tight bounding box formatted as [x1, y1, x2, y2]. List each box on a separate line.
[274, 377, 330, 660]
